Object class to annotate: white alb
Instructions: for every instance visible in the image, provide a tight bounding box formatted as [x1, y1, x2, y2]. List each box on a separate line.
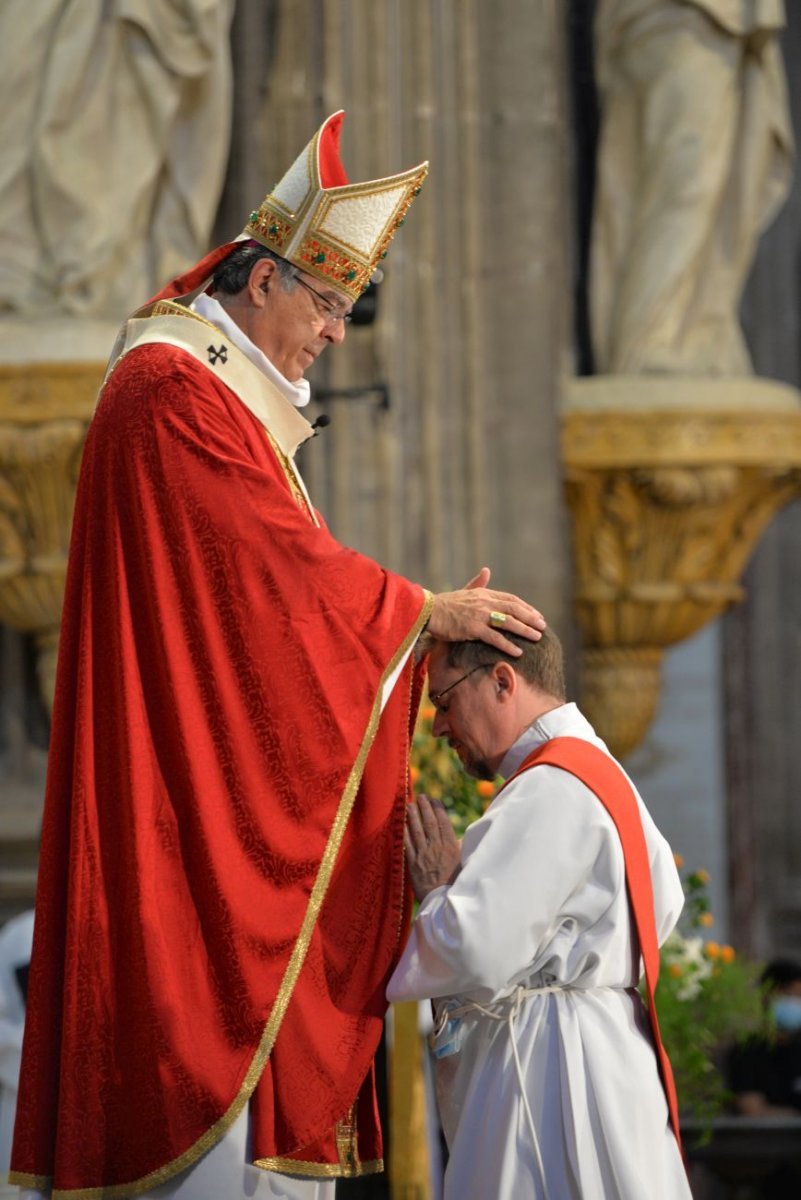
[388, 702, 692, 1200]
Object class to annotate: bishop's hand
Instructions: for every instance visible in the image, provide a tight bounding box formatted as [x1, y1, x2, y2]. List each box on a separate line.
[405, 794, 462, 903]
[427, 566, 546, 657]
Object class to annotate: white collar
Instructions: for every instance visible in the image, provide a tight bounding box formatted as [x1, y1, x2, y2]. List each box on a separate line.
[497, 703, 597, 779]
[191, 292, 312, 409]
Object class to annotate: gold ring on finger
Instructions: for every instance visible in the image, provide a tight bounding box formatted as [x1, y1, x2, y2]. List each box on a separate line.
[489, 611, 507, 629]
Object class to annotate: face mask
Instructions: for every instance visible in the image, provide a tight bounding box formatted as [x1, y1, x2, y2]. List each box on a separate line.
[771, 996, 801, 1033]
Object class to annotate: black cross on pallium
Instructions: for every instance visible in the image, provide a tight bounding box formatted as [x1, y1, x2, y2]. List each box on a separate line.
[207, 343, 228, 365]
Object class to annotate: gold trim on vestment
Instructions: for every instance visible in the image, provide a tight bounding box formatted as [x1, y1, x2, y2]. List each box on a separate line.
[150, 298, 221, 332]
[252, 1156, 384, 1179]
[335, 1103, 360, 1173]
[261, 425, 320, 526]
[8, 1171, 51, 1189]
[29, 590, 433, 1199]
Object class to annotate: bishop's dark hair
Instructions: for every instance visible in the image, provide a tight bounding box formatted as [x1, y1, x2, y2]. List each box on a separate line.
[212, 243, 297, 295]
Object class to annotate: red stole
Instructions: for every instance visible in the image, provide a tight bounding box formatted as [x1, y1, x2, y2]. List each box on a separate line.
[506, 736, 683, 1155]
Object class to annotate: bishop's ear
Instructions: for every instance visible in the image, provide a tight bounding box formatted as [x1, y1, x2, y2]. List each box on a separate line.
[249, 257, 276, 301]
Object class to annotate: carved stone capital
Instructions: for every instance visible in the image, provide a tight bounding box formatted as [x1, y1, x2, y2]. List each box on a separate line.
[562, 377, 801, 758]
[0, 361, 101, 711]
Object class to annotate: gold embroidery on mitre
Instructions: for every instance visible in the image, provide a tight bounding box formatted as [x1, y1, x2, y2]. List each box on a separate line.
[246, 205, 293, 253]
[244, 111, 427, 302]
[294, 235, 372, 297]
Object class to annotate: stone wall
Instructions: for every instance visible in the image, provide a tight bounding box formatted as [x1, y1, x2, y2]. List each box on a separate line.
[723, 7, 801, 961]
[0, 0, 576, 917]
[235, 0, 575, 628]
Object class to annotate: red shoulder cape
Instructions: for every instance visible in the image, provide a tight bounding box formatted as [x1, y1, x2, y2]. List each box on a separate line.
[11, 339, 429, 1194]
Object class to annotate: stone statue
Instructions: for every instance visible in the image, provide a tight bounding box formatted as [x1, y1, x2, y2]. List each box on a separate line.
[0, 0, 234, 721]
[591, 0, 794, 375]
[0, 0, 233, 328]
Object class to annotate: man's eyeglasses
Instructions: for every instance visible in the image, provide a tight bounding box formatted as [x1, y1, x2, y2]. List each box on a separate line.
[429, 663, 491, 710]
[293, 275, 353, 327]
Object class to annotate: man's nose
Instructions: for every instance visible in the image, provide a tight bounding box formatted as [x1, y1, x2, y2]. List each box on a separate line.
[325, 318, 347, 345]
[432, 710, 447, 738]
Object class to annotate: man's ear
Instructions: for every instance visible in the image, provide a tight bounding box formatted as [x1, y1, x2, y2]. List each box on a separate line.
[249, 257, 276, 303]
[494, 662, 517, 701]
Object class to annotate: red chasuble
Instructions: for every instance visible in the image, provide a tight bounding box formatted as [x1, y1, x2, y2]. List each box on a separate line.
[507, 737, 684, 1156]
[11, 325, 430, 1195]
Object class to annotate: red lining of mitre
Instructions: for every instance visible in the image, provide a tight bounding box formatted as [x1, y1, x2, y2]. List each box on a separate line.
[145, 241, 238, 306]
[318, 111, 349, 188]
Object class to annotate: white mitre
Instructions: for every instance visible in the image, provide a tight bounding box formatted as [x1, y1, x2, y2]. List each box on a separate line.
[244, 110, 428, 303]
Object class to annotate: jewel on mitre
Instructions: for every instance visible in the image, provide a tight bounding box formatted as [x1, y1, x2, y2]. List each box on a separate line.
[245, 111, 428, 302]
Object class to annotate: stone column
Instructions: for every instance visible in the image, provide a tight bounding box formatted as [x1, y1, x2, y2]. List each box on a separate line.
[251, 0, 574, 638]
[723, 7, 801, 960]
[240, 6, 575, 1197]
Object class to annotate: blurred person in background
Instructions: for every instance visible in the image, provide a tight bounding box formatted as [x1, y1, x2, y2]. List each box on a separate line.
[729, 957, 801, 1118]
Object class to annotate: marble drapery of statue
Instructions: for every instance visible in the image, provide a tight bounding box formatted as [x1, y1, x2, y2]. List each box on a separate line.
[591, 0, 793, 375]
[0, 0, 234, 322]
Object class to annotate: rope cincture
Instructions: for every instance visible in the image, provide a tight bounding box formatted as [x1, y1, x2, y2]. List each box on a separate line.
[433, 983, 634, 1200]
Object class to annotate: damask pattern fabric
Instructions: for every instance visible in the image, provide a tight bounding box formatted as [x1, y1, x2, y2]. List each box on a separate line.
[11, 341, 427, 1195]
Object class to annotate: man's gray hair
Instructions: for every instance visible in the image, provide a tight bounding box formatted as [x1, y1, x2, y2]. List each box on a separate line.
[438, 627, 566, 702]
[212, 243, 297, 295]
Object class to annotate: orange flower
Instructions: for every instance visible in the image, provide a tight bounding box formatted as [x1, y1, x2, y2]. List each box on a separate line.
[420, 705, 436, 722]
[696, 868, 710, 885]
[409, 766, 420, 786]
[705, 941, 720, 959]
[668, 963, 683, 978]
[673, 853, 684, 869]
[720, 945, 736, 963]
[699, 912, 714, 927]
[476, 781, 495, 799]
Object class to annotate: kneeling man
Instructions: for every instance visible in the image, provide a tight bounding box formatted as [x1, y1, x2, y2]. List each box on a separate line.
[388, 630, 692, 1200]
